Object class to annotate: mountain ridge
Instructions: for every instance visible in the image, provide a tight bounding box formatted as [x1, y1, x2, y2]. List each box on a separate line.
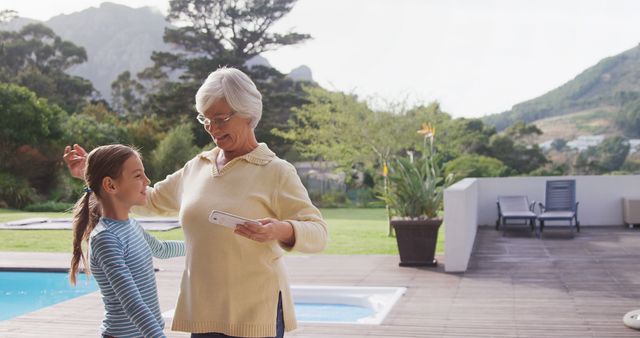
[1, 2, 313, 103]
[484, 42, 640, 132]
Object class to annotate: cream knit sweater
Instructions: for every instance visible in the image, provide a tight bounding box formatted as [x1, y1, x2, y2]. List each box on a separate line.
[134, 143, 328, 337]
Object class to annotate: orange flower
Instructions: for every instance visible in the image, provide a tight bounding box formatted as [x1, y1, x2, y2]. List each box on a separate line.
[383, 163, 389, 177]
[417, 122, 435, 137]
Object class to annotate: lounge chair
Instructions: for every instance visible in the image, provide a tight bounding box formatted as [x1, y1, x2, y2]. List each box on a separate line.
[538, 179, 580, 234]
[496, 195, 537, 234]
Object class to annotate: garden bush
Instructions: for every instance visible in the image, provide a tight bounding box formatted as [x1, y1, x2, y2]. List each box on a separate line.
[150, 123, 200, 182]
[0, 172, 37, 209]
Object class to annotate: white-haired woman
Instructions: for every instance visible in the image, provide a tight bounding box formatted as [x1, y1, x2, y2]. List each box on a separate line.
[63, 67, 328, 338]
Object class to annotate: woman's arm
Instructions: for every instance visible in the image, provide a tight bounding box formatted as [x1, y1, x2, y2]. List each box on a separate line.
[237, 162, 326, 252]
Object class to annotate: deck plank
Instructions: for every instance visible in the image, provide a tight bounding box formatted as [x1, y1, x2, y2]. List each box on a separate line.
[1, 225, 640, 337]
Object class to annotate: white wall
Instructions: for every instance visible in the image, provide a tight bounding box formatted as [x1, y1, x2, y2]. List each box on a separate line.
[443, 178, 478, 272]
[443, 175, 640, 272]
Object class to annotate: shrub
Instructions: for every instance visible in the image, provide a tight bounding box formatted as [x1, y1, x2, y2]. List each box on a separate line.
[319, 190, 348, 208]
[46, 170, 84, 203]
[347, 187, 377, 207]
[62, 113, 129, 151]
[149, 123, 200, 182]
[0, 172, 37, 209]
[444, 154, 509, 182]
[125, 116, 165, 159]
[308, 190, 348, 208]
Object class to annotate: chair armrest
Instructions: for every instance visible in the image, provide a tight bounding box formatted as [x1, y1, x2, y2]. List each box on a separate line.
[529, 200, 536, 212]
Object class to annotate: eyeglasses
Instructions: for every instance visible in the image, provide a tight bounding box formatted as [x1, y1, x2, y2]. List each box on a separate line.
[196, 112, 236, 127]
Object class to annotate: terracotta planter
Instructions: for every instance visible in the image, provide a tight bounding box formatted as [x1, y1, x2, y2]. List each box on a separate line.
[391, 217, 442, 267]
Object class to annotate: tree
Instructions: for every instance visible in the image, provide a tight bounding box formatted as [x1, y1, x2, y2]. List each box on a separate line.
[62, 103, 130, 151]
[111, 71, 144, 116]
[616, 99, 640, 138]
[150, 123, 200, 182]
[478, 121, 548, 174]
[484, 134, 548, 174]
[436, 117, 495, 161]
[125, 116, 166, 161]
[573, 136, 630, 174]
[0, 23, 94, 112]
[137, 0, 311, 108]
[129, 0, 311, 155]
[164, 0, 309, 63]
[444, 154, 509, 182]
[0, 83, 66, 162]
[275, 87, 418, 172]
[551, 138, 568, 151]
[504, 121, 542, 143]
[0, 9, 17, 23]
[596, 136, 629, 172]
[0, 83, 68, 198]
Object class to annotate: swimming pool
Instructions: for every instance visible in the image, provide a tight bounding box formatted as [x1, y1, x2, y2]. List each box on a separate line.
[1, 271, 406, 324]
[291, 285, 407, 324]
[162, 285, 407, 324]
[0, 270, 98, 321]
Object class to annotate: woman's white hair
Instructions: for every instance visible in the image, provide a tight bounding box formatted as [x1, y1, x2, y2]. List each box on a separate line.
[195, 67, 263, 129]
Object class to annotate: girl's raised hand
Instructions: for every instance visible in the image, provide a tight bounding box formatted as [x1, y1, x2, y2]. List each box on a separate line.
[63, 144, 88, 179]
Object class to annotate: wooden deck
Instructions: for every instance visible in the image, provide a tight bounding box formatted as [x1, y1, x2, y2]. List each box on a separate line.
[1, 226, 640, 337]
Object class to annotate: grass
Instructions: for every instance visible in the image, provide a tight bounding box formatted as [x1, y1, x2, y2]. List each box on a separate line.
[0, 209, 72, 223]
[0, 208, 445, 255]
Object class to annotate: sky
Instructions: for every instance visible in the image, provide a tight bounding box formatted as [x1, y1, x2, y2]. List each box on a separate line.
[2, 0, 640, 118]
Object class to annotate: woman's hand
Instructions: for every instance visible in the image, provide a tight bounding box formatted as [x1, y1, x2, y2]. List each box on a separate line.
[63, 144, 88, 179]
[234, 218, 295, 247]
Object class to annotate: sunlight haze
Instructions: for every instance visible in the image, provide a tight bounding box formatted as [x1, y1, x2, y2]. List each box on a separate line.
[2, 0, 640, 118]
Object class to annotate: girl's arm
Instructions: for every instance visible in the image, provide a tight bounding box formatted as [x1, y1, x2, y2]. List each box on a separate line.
[142, 230, 186, 259]
[92, 233, 166, 338]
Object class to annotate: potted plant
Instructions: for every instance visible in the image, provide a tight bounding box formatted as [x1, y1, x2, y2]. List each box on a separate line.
[381, 123, 453, 267]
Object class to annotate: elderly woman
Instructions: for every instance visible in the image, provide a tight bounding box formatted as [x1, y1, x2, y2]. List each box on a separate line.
[64, 67, 328, 338]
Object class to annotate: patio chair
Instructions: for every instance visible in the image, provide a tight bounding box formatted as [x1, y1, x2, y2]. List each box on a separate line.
[538, 179, 580, 234]
[496, 195, 537, 234]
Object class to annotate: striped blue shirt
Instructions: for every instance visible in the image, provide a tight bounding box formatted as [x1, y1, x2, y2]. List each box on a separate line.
[90, 217, 185, 338]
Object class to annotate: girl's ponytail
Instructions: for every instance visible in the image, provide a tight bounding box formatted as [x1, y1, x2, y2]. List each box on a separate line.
[69, 189, 101, 285]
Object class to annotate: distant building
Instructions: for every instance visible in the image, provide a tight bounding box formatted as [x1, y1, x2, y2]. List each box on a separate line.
[540, 135, 640, 153]
[629, 139, 640, 153]
[293, 161, 346, 195]
[566, 135, 606, 151]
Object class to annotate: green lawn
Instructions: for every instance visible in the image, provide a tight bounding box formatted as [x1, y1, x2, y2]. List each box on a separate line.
[0, 209, 72, 222]
[0, 208, 445, 255]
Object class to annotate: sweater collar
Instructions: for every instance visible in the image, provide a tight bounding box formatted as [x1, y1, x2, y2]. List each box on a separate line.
[199, 143, 275, 166]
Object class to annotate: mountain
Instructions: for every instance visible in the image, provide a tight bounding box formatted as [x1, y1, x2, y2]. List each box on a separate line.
[287, 65, 313, 82]
[484, 43, 640, 131]
[2, 2, 313, 103]
[0, 16, 38, 30]
[45, 2, 168, 101]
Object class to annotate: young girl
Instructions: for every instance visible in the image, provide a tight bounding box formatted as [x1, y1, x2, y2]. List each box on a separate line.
[68, 144, 185, 338]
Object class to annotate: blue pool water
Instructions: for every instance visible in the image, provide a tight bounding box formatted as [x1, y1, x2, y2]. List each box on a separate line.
[295, 303, 375, 322]
[1, 271, 375, 323]
[0, 271, 98, 321]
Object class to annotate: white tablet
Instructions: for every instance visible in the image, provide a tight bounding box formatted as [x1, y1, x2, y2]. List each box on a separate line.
[208, 210, 259, 229]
